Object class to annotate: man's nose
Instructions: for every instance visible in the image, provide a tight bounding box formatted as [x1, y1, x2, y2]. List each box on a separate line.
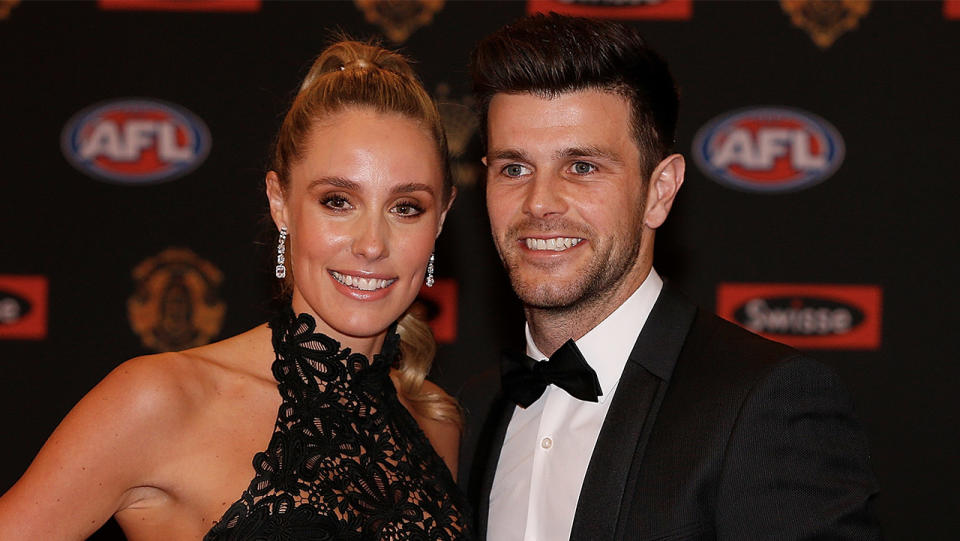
[522, 174, 568, 218]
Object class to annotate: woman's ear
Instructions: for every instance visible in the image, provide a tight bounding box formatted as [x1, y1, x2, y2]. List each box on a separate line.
[643, 154, 685, 230]
[265, 171, 288, 230]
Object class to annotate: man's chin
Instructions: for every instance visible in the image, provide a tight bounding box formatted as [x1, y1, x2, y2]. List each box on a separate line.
[511, 279, 585, 310]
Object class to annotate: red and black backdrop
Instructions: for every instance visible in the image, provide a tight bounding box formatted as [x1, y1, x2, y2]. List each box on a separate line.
[1, 1, 957, 538]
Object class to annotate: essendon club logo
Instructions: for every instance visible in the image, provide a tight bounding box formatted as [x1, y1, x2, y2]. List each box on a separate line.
[413, 279, 457, 344]
[527, 0, 692, 20]
[61, 98, 211, 185]
[0, 275, 48, 340]
[98, 0, 261, 12]
[717, 283, 882, 350]
[692, 107, 845, 193]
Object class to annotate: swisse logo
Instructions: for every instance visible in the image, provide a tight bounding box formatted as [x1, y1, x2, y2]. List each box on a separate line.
[737, 297, 863, 336]
[527, 0, 692, 20]
[62, 99, 210, 184]
[693, 107, 844, 193]
[717, 284, 881, 350]
[0, 275, 48, 340]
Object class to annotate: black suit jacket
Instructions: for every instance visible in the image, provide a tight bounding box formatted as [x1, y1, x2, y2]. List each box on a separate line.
[466, 283, 880, 540]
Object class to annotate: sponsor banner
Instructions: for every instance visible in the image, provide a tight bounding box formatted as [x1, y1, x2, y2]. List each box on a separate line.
[128, 248, 225, 352]
[947, 0, 960, 19]
[62, 98, 211, 185]
[414, 279, 457, 344]
[717, 283, 882, 350]
[692, 107, 844, 193]
[527, 0, 692, 20]
[0, 275, 48, 340]
[98, 0, 261, 12]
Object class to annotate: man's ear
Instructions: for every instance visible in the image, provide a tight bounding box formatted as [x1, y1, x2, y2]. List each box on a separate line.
[265, 171, 288, 230]
[643, 154, 685, 230]
[436, 186, 457, 238]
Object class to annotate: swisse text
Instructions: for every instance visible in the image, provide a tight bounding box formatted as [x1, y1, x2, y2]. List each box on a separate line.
[737, 298, 864, 336]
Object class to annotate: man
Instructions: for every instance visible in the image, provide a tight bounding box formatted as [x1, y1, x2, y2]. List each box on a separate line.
[466, 13, 880, 540]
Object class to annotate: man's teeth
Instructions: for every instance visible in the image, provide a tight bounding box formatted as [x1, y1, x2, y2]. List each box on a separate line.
[525, 237, 583, 251]
[331, 272, 394, 291]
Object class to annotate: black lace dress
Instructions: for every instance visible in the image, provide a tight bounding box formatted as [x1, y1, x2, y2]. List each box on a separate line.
[205, 309, 470, 540]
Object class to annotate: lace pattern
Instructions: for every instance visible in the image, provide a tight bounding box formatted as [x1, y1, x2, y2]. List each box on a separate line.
[205, 309, 470, 540]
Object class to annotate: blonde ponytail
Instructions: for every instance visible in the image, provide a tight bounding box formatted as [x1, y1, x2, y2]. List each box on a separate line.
[395, 310, 464, 430]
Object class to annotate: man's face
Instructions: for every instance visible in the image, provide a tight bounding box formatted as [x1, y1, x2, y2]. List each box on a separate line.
[485, 89, 653, 313]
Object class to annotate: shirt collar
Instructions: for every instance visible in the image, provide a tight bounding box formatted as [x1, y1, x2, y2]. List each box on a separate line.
[525, 268, 664, 404]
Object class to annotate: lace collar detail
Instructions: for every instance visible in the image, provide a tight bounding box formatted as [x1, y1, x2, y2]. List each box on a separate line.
[268, 307, 399, 396]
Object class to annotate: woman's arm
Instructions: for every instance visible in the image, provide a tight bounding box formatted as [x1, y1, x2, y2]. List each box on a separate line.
[0, 354, 191, 539]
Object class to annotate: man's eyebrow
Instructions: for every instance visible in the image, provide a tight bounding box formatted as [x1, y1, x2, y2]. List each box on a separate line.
[307, 176, 360, 191]
[487, 149, 530, 162]
[556, 146, 624, 164]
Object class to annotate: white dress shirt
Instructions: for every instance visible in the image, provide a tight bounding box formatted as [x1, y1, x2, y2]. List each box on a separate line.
[487, 269, 664, 541]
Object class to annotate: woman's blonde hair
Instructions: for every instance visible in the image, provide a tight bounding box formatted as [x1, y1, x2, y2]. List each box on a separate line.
[272, 39, 461, 429]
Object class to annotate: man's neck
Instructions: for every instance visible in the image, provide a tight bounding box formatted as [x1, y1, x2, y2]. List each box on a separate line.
[526, 266, 651, 357]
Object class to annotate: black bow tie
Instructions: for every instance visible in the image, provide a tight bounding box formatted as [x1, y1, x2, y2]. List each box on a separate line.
[501, 339, 603, 408]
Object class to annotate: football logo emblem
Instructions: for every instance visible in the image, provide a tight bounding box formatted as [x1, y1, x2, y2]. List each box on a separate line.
[61, 98, 211, 184]
[692, 107, 844, 193]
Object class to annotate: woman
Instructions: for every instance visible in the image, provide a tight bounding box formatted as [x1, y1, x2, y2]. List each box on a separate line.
[0, 40, 469, 539]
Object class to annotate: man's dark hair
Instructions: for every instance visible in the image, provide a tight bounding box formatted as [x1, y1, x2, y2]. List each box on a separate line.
[470, 13, 679, 176]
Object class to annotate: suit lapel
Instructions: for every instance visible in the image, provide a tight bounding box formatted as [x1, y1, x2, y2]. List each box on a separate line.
[569, 283, 697, 540]
[473, 393, 515, 538]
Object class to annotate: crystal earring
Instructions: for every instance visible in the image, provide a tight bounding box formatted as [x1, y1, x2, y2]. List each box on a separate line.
[425, 252, 435, 287]
[275, 226, 287, 279]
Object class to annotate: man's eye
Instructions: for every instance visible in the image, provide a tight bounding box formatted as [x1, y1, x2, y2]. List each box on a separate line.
[571, 162, 596, 174]
[502, 164, 531, 177]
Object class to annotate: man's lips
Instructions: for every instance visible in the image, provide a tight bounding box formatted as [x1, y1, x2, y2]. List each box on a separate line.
[521, 236, 584, 252]
[329, 270, 397, 291]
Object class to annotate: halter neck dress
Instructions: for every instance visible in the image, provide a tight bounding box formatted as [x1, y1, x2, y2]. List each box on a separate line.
[204, 309, 470, 540]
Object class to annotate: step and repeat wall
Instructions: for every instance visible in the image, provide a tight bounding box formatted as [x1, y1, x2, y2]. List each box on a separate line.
[1, 1, 957, 538]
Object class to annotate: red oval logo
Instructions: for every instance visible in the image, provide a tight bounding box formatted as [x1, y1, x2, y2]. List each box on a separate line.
[61, 98, 211, 184]
[692, 107, 844, 193]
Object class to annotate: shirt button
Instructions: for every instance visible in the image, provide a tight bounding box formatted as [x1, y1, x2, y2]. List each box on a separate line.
[541, 437, 553, 449]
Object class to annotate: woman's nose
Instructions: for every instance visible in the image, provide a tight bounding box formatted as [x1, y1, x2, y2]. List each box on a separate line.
[351, 213, 390, 260]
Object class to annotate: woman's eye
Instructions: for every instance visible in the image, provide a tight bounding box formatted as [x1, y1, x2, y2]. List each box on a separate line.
[393, 201, 424, 217]
[502, 164, 531, 177]
[321, 195, 352, 210]
[571, 161, 596, 175]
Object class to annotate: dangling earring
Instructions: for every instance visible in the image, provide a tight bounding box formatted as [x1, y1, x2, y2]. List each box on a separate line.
[425, 252, 435, 287]
[275, 226, 287, 279]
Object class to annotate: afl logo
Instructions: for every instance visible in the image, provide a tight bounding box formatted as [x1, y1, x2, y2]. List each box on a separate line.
[61, 98, 211, 185]
[692, 107, 844, 193]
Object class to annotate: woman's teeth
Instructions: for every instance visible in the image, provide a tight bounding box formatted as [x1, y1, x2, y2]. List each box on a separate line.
[524, 237, 583, 251]
[331, 272, 394, 291]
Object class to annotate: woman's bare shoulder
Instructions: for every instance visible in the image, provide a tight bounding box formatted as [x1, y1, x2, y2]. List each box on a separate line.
[0, 324, 274, 538]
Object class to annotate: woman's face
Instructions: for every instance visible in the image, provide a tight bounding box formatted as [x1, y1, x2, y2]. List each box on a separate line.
[267, 108, 451, 353]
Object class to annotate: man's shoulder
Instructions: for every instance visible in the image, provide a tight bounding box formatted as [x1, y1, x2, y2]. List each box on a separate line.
[672, 306, 841, 399]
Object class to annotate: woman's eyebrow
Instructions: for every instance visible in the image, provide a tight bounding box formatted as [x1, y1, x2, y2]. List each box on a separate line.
[392, 182, 435, 196]
[307, 176, 361, 191]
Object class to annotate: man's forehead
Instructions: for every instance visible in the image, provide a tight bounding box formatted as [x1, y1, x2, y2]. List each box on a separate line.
[486, 90, 637, 157]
